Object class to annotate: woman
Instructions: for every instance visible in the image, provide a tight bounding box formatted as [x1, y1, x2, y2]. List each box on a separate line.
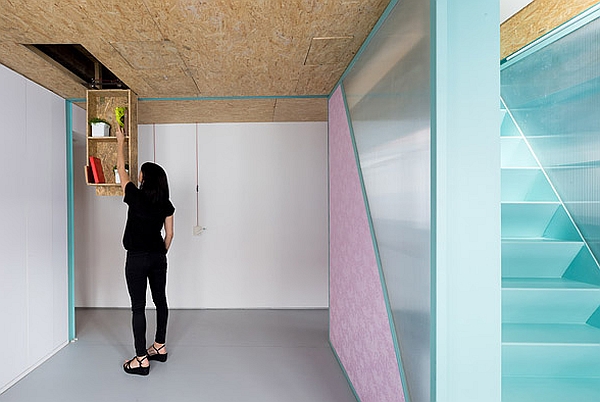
[117, 125, 175, 376]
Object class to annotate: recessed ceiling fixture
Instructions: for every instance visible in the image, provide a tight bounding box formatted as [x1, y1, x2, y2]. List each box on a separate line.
[25, 44, 128, 90]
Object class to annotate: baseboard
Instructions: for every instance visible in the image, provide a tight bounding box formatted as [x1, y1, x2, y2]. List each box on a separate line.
[0, 340, 70, 395]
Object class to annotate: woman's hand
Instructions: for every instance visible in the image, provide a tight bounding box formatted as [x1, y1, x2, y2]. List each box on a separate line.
[116, 124, 125, 144]
[116, 124, 130, 190]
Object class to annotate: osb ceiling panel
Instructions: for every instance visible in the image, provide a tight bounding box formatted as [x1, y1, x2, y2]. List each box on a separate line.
[304, 36, 355, 66]
[0, 0, 391, 122]
[138, 99, 277, 124]
[273, 98, 328, 121]
[501, 0, 600, 59]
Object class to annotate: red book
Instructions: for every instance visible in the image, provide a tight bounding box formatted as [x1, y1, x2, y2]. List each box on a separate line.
[89, 156, 105, 184]
[85, 165, 94, 184]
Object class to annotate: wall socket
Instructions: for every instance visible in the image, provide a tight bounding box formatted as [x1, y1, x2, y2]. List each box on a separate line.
[193, 225, 206, 236]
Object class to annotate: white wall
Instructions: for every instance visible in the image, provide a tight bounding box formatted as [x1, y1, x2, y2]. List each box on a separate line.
[75, 121, 328, 308]
[500, 0, 534, 22]
[0, 65, 68, 392]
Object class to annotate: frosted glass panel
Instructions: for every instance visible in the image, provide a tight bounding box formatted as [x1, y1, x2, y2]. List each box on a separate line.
[501, 14, 600, 264]
[343, 0, 430, 401]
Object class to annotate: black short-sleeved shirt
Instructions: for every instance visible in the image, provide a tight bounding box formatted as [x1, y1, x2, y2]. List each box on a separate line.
[122, 182, 175, 253]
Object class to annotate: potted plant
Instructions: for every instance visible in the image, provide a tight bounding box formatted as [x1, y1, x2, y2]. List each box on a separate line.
[113, 163, 129, 184]
[90, 117, 110, 137]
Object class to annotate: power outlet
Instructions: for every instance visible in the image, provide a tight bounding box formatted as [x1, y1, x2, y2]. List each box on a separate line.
[193, 225, 206, 236]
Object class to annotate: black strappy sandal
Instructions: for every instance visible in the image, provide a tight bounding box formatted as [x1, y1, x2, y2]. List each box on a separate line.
[147, 344, 168, 362]
[123, 355, 150, 376]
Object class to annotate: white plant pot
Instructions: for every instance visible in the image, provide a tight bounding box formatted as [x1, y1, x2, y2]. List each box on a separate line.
[114, 169, 128, 184]
[91, 122, 110, 137]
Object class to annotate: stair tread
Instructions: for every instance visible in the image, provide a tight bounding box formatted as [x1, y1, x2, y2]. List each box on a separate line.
[503, 323, 600, 344]
[502, 238, 582, 243]
[503, 376, 600, 402]
[501, 201, 560, 204]
[503, 278, 600, 290]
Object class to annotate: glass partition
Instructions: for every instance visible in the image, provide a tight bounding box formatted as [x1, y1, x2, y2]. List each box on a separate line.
[343, 0, 431, 401]
[501, 13, 600, 265]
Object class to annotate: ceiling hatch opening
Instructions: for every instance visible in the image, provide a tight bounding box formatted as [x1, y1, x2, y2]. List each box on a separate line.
[25, 44, 128, 90]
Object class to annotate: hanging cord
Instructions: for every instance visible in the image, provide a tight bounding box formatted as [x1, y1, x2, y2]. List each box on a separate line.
[152, 123, 156, 162]
[195, 123, 199, 227]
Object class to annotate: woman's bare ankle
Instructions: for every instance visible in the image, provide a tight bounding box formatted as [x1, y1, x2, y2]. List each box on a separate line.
[149, 342, 166, 355]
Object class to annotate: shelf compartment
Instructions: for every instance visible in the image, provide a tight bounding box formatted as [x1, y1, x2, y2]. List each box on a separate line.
[85, 89, 137, 196]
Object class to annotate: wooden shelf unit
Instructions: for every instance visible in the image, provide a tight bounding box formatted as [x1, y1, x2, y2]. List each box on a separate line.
[85, 89, 138, 196]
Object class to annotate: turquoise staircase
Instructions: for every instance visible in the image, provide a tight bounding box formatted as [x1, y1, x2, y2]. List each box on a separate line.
[501, 108, 600, 401]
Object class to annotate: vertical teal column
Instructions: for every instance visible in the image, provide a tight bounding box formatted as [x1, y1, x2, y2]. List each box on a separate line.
[433, 1, 501, 401]
[66, 100, 75, 340]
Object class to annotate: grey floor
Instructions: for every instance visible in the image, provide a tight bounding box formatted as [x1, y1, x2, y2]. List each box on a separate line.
[1, 308, 356, 402]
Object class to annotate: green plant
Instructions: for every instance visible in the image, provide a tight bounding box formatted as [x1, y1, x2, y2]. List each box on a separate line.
[89, 117, 110, 125]
[115, 107, 126, 128]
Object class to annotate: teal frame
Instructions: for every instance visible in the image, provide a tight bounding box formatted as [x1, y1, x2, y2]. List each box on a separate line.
[331, 0, 400, 92]
[326, 1, 418, 401]
[433, 1, 501, 401]
[68, 95, 328, 104]
[340, 82, 411, 402]
[430, 1, 439, 398]
[62, 2, 497, 398]
[66, 100, 76, 341]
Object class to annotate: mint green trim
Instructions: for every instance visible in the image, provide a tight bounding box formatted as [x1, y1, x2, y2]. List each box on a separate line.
[429, 0, 439, 398]
[340, 83, 410, 402]
[329, 340, 362, 402]
[501, 3, 600, 68]
[327, 109, 332, 331]
[139, 95, 327, 101]
[329, 0, 400, 98]
[65, 100, 75, 341]
[67, 95, 327, 103]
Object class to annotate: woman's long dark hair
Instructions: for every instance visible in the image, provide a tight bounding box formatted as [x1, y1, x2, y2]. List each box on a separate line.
[139, 162, 170, 205]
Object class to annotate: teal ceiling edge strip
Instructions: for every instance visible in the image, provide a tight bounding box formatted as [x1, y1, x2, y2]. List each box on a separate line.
[501, 2, 600, 69]
[65, 100, 76, 341]
[139, 94, 328, 101]
[341, 83, 411, 402]
[329, 0, 400, 99]
[138, 95, 329, 102]
[329, 340, 362, 402]
[68, 95, 327, 103]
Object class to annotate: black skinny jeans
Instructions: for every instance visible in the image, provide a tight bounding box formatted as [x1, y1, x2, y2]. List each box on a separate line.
[125, 251, 168, 357]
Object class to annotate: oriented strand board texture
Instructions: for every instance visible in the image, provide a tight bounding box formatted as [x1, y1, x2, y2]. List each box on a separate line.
[95, 185, 123, 196]
[138, 98, 327, 123]
[87, 139, 123, 182]
[501, 0, 600, 59]
[77, 98, 327, 123]
[0, 42, 86, 99]
[274, 98, 328, 121]
[86, 90, 138, 196]
[329, 86, 405, 402]
[304, 36, 355, 65]
[139, 99, 275, 123]
[87, 91, 129, 131]
[0, 0, 390, 101]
